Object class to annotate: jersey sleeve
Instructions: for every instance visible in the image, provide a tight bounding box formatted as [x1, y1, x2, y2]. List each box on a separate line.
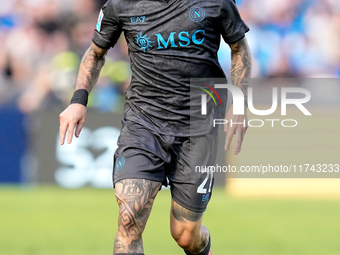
[92, 0, 122, 49]
[219, 0, 249, 44]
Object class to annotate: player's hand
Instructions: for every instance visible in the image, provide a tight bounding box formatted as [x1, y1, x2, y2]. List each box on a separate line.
[59, 104, 87, 145]
[224, 104, 248, 155]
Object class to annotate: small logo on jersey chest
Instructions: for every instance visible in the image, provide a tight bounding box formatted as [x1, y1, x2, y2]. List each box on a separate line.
[135, 32, 154, 52]
[131, 16, 146, 23]
[189, 7, 205, 22]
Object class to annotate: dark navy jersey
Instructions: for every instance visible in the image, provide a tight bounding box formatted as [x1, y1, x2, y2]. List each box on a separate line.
[92, 0, 249, 136]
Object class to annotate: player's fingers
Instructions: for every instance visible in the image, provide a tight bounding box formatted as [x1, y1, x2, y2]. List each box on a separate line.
[67, 123, 76, 144]
[242, 126, 248, 142]
[75, 119, 85, 138]
[225, 126, 235, 151]
[224, 120, 230, 133]
[243, 124, 248, 135]
[59, 116, 68, 145]
[59, 124, 68, 145]
[234, 128, 243, 155]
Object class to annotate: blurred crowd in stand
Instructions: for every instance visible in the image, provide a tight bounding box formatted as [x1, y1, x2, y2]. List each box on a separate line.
[0, 0, 339, 113]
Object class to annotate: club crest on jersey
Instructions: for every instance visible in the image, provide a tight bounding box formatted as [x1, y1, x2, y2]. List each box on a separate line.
[115, 156, 126, 171]
[135, 31, 154, 52]
[96, 10, 104, 32]
[189, 7, 205, 22]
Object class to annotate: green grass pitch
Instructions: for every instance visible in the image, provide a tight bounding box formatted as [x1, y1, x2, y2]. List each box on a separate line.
[1, 186, 340, 255]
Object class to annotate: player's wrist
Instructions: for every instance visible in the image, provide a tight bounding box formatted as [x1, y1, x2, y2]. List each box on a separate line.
[70, 89, 89, 107]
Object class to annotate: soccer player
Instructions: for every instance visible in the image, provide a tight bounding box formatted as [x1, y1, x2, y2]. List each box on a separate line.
[59, 0, 251, 254]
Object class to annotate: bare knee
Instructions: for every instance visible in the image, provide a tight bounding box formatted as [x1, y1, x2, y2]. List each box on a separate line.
[170, 201, 208, 252]
[171, 228, 198, 250]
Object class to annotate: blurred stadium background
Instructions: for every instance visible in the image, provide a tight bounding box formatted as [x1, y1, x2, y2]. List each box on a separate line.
[1, 0, 340, 254]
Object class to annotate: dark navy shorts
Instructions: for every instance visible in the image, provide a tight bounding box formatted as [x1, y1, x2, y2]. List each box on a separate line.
[113, 118, 219, 213]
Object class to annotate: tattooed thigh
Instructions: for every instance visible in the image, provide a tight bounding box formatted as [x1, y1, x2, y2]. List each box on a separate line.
[115, 179, 161, 237]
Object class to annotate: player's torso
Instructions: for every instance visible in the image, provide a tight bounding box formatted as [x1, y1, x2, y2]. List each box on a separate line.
[114, 0, 223, 62]
[110, 0, 228, 136]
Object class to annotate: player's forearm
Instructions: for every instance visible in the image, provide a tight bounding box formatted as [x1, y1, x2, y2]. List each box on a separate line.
[75, 43, 107, 92]
[229, 37, 252, 99]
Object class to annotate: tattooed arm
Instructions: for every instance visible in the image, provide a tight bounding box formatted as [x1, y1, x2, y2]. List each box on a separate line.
[229, 36, 252, 101]
[224, 36, 252, 154]
[75, 43, 108, 92]
[59, 43, 108, 145]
